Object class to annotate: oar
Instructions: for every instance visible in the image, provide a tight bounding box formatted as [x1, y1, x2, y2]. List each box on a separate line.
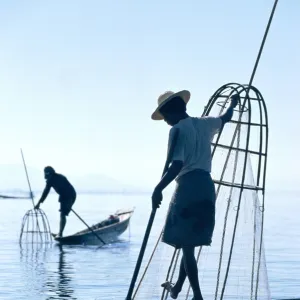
[20, 149, 36, 208]
[125, 128, 180, 300]
[71, 209, 106, 245]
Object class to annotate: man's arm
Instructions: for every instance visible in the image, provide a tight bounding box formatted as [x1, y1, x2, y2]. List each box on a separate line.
[152, 128, 184, 208]
[35, 184, 51, 209]
[219, 94, 240, 126]
[151, 160, 183, 209]
[156, 127, 184, 191]
[155, 160, 183, 192]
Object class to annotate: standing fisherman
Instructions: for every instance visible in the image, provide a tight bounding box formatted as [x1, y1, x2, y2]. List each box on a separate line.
[151, 90, 239, 300]
[34, 166, 77, 238]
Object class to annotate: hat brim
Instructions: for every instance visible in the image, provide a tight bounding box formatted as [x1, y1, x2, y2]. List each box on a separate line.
[151, 90, 191, 120]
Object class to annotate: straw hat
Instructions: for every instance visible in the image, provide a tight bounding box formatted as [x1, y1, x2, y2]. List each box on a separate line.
[151, 90, 191, 120]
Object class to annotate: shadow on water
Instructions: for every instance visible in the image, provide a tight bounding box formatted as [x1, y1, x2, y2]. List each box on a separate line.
[20, 243, 77, 299]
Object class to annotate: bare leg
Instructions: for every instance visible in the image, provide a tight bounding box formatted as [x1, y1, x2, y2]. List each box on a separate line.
[182, 246, 203, 300]
[161, 257, 187, 299]
[173, 257, 187, 292]
[58, 213, 66, 237]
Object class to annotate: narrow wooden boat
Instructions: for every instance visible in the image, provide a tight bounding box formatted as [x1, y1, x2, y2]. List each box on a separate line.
[52, 208, 134, 245]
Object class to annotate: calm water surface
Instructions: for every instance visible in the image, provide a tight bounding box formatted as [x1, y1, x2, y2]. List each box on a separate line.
[0, 191, 299, 299]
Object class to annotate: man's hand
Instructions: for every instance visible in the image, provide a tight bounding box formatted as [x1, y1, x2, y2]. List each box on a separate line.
[230, 94, 240, 108]
[34, 203, 40, 210]
[151, 187, 163, 209]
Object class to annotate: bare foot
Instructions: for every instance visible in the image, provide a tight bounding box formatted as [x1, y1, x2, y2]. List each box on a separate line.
[161, 282, 181, 299]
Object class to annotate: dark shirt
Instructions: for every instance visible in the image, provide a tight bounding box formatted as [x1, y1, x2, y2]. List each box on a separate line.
[40, 173, 76, 203]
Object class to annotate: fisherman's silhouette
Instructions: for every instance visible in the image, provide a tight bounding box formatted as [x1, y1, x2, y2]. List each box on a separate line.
[35, 166, 77, 238]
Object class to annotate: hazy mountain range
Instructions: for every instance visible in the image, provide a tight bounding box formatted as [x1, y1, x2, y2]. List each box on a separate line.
[0, 164, 291, 199]
[0, 164, 149, 196]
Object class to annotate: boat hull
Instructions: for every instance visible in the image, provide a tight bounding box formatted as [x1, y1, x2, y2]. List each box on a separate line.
[53, 208, 134, 245]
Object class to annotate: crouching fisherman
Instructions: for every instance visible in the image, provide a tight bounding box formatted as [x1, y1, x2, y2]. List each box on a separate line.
[34, 166, 77, 238]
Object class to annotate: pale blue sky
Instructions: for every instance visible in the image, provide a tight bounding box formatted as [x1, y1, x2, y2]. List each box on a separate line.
[0, 0, 299, 189]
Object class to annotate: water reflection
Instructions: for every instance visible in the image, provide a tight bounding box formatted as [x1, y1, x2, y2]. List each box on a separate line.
[20, 242, 49, 264]
[20, 243, 76, 299]
[45, 245, 76, 299]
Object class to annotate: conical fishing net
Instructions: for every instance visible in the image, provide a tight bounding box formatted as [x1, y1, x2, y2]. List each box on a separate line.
[132, 83, 270, 300]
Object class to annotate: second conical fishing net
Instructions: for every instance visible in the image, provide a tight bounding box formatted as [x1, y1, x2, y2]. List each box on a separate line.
[132, 84, 270, 300]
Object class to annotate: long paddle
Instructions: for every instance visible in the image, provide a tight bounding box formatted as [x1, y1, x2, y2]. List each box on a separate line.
[70, 208, 106, 245]
[20, 148, 43, 240]
[125, 128, 180, 300]
[20, 149, 36, 208]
